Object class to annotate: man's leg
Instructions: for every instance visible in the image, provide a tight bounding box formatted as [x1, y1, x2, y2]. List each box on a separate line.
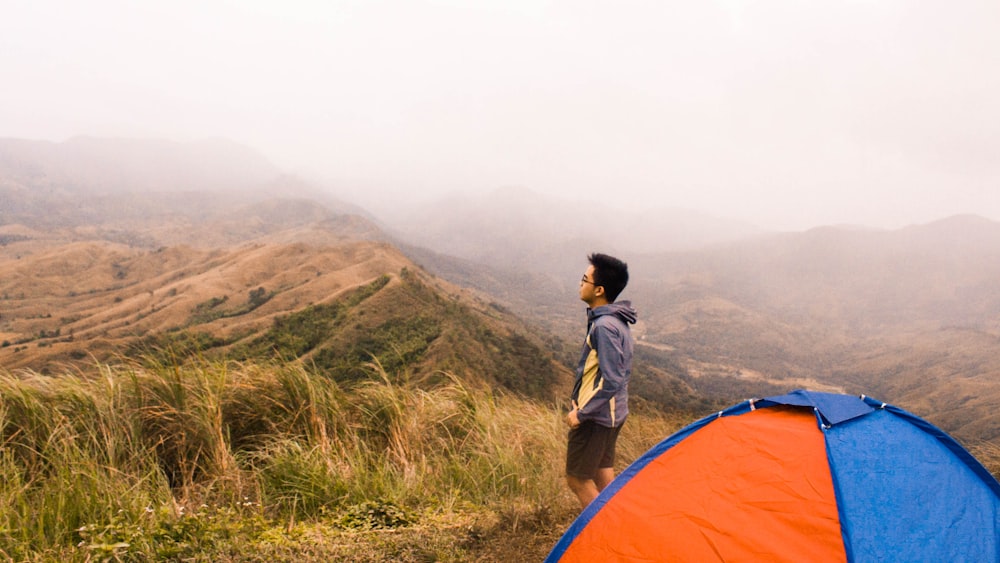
[593, 423, 623, 492]
[566, 421, 625, 509]
[566, 422, 603, 510]
[566, 475, 600, 509]
[594, 467, 615, 491]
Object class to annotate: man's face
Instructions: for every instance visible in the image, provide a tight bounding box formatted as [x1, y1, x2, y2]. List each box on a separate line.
[579, 265, 601, 306]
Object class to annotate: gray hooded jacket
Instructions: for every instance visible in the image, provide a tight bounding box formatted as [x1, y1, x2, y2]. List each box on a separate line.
[571, 300, 637, 428]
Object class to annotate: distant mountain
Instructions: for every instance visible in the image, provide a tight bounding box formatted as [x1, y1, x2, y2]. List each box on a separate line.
[406, 212, 1000, 442]
[381, 186, 764, 273]
[382, 185, 766, 348]
[633, 214, 1000, 334]
[0, 137, 375, 247]
[0, 136, 280, 195]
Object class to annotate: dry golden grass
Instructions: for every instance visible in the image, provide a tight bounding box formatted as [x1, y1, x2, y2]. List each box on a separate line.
[0, 356, 694, 562]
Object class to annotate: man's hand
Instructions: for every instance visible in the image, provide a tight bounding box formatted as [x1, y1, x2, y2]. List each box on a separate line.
[565, 408, 581, 429]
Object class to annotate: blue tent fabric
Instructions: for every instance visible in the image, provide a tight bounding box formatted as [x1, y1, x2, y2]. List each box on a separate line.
[547, 390, 1000, 562]
[825, 406, 1000, 562]
[763, 389, 875, 426]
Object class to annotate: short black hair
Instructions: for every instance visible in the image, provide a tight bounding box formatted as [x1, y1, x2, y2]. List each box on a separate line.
[588, 253, 629, 302]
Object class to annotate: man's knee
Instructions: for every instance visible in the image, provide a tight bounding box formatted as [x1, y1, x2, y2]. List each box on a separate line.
[594, 467, 614, 490]
[566, 474, 592, 493]
[566, 474, 600, 509]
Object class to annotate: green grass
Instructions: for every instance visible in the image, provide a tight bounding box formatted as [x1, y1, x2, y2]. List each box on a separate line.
[0, 358, 686, 561]
[12, 355, 993, 561]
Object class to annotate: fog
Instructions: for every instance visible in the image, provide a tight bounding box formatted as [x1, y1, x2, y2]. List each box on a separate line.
[2, 1, 999, 231]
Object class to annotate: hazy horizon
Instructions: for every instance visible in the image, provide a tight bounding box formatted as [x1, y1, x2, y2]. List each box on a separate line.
[3, 1, 999, 231]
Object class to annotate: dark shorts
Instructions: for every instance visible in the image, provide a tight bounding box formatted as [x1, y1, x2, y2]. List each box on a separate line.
[566, 420, 624, 480]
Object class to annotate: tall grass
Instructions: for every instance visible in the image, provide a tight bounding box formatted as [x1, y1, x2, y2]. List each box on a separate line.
[0, 369, 172, 560]
[0, 358, 640, 561]
[8, 357, 998, 560]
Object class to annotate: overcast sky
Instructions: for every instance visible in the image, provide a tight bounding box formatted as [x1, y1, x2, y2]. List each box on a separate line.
[2, 0, 999, 230]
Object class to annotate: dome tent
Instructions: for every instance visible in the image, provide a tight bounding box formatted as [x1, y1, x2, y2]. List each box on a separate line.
[546, 390, 1000, 562]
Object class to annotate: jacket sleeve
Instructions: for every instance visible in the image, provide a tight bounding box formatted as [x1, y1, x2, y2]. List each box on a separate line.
[576, 322, 628, 422]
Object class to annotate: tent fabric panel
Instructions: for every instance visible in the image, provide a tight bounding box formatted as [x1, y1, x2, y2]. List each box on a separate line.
[546, 402, 747, 561]
[765, 390, 875, 426]
[871, 399, 1000, 499]
[555, 407, 846, 562]
[825, 408, 1000, 562]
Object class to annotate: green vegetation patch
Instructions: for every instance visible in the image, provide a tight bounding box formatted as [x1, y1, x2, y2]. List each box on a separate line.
[235, 275, 391, 362]
[188, 286, 278, 325]
[127, 330, 229, 361]
[337, 500, 415, 530]
[315, 315, 442, 382]
[121, 270, 565, 402]
[0, 234, 32, 246]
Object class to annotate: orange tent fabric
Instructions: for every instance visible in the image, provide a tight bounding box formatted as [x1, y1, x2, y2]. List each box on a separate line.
[559, 407, 846, 562]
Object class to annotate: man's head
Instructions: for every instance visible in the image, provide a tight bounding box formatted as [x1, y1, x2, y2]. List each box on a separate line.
[579, 253, 629, 307]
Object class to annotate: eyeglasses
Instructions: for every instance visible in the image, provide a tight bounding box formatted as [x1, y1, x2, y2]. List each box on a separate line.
[580, 276, 596, 285]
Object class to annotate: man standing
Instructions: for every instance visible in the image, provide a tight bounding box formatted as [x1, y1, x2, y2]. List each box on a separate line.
[565, 253, 636, 510]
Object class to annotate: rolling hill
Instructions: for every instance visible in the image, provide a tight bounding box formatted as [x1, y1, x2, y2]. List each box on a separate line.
[2, 230, 578, 400]
[0, 138, 578, 404]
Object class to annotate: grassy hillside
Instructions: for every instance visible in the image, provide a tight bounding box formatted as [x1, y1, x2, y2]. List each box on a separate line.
[2, 356, 997, 561]
[0, 237, 413, 371]
[0, 359, 689, 561]
[134, 266, 571, 401]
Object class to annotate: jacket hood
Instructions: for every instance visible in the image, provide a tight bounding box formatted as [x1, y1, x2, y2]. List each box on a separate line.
[589, 300, 638, 325]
